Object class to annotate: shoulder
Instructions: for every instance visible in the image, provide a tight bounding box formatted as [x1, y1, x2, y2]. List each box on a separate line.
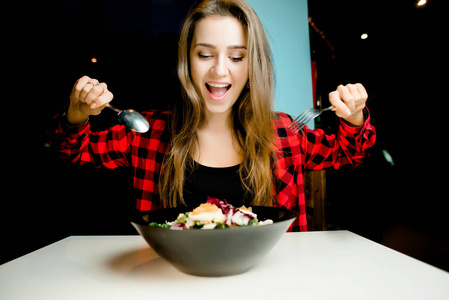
[272, 112, 302, 168]
[273, 111, 295, 138]
[273, 111, 293, 128]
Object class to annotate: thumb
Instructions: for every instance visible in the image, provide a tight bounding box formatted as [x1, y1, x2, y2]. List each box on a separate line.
[328, 91, 351, 118]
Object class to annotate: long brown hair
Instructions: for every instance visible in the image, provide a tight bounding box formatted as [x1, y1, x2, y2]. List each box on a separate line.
[159, 0, 276, 207]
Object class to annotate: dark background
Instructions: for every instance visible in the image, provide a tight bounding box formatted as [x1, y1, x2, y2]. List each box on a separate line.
[308, 0, 447, 270]
[4, 0, 447, 270]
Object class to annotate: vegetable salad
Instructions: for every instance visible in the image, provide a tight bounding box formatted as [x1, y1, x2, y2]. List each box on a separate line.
[150, 198, 273, 230]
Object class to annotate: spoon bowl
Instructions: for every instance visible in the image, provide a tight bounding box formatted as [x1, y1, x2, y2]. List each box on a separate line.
[118, 109, 150, 133]
[105, 104, 149, 133]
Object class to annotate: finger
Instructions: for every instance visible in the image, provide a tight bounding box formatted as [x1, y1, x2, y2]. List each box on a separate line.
[329, 90, 351, 118]
[79, 78, 100, 104]
[347, 84, 361, 100]
[354, 83, 368, 111]
[87, 83, 112, 109]
[96, 89, 113, 108]
[84, 85, 105, 109]
[346, 84, 361, 113]
[355, 83, 368, 101]
[95, 83, 112, 106]
[90, 85, 113, 109]
[337, 84, 356, 113]
[72, 75, 91, 101]
[79, 83, 94, 104]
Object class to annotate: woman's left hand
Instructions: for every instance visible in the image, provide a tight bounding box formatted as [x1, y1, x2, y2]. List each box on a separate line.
[328, 83, 367, 127]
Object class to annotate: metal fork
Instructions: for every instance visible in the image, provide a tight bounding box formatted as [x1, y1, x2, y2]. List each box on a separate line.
[288, 106, 334, 133]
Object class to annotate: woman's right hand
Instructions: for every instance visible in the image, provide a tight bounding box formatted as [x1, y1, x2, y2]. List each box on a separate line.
[67, 76, 114, 125]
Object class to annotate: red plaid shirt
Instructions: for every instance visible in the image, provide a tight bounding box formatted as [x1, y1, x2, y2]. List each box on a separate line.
[51, 109, 376, 232]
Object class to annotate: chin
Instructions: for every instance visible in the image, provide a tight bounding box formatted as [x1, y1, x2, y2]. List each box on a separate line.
[202, 91, 243, 116]
[204, 102, 234, 115]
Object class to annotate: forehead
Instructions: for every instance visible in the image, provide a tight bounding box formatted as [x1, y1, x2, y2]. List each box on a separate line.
[192, 16, 247, 47]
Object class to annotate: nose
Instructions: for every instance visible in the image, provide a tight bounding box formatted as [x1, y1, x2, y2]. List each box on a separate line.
[211, 56, 229, 77]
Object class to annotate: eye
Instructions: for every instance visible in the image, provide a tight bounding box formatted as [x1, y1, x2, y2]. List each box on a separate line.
[230, 56, 244, 62]
[198, 53, 212, 59]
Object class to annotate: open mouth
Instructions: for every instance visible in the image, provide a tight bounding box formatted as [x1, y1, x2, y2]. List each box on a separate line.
[206, 82, 232, 100]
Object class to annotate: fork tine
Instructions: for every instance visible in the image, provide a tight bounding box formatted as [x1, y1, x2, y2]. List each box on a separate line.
[289, 120, 304, 133]
[290, 120, 306, 133]
[289, 109, 313, 128]
[297, 110, 315, 125]
[295, 110, 314, 125]
[290, 122, 301, 133]
[288, 111, 308, 129]
[289, 105, 333, 133]
[290, 110, 316, 133]
[291, 120, 306, 133]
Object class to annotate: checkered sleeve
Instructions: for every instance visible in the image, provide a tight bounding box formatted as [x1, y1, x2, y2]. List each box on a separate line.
[50, 112, 136, 169]
[49, 110, 171, 213]
[273, 109, 376, 232]
[302, 108, 376, 170]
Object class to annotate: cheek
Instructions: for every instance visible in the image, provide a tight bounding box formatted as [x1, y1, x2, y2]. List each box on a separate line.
[189, 58, 205, 89]
[232, 64, 249, 88]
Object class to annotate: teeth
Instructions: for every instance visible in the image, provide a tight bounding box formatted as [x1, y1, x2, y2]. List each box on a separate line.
[207, 83, 230, 88]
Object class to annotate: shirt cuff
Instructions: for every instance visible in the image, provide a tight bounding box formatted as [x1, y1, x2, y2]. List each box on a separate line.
[60, 111, 90, 134]
[339, 107, 371, 136]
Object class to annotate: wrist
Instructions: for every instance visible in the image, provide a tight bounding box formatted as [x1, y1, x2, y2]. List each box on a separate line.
[343, 110, 364, 127]
[66, 102, 89, 126]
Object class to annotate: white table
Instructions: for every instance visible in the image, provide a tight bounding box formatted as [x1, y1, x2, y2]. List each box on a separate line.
[1, 231, 448, 299]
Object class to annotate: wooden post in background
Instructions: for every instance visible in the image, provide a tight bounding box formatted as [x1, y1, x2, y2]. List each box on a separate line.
[304, 170, 327, 231]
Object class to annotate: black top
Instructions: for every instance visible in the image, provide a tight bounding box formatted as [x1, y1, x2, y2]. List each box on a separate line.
[183, 162, 251, 208]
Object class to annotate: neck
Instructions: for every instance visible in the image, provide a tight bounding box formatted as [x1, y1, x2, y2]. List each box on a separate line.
[201, 110, 233, 132]
[193, 109, 242, 167]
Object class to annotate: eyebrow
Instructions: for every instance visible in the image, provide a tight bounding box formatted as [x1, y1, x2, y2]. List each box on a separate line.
[194, 42, 247, 50]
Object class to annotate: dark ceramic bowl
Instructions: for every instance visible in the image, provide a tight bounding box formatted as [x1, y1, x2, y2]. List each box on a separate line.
[130, 206, 297, 277]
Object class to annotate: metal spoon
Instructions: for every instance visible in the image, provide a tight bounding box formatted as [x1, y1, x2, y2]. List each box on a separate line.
[105, 103, 149, 133]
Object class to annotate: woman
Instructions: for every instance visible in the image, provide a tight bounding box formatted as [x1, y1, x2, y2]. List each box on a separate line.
[53, 0, 376, 231]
